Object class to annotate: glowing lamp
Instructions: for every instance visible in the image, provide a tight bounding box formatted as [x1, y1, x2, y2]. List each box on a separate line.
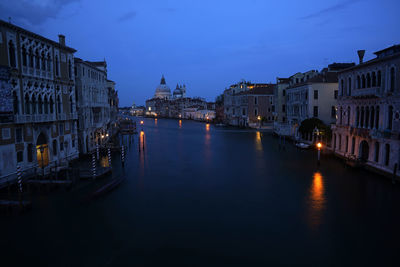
[317, 142, 322, 149]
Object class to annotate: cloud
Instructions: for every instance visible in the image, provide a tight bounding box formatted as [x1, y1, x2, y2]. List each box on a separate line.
[299, 0, 361, 20]
[117, 11, 137, 22]
[0, 0, 80, 25]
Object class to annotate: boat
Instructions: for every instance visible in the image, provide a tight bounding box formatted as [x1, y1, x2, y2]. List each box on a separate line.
[295, 142, 310, 149]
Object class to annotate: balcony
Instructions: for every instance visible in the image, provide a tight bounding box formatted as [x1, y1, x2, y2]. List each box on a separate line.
[351, 87, 381, 98]
[15, 114, 57, 123]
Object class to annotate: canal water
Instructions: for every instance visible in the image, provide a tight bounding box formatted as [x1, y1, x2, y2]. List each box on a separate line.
[1, 118, 400, 266]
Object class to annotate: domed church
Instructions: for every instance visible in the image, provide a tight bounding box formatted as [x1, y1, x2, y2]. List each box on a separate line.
[154, 75, 171, 99]
[173, 84, 187, 99]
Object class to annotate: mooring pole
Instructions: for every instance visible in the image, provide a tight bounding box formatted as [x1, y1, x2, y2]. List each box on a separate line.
[16, 165, 23, 209]
[92, 151, 96, 180]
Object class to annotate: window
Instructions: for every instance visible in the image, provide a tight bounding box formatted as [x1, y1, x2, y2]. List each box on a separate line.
[374, 142, 380, 162]
[390, 67, 395, 92]
[282, 90, 286, 96]
[72, 139, 75, 148]
[377, 71, 381, 86]
[385, 144, 390, 166]
[334, 90, 338, 99]
[340, 79, 344, 95]
[360, 107, 364, 128]
[41, 51, 46, 71]
[339, 107, 343, 125]
[17, 151, 23, 163]
[27, 143, 33, 162]
[35, 50, 40, 69]
[29, 48, 34, 68]
[68, 60, 72, 79]
[57, 95, 61, 114]
[282, 104, 286, 112]
[60, 141, 64, 151]
[242, 108, 246, 116]
[2, 128, 11, 140]
[50, 97, 54, 114]
[13, 91, 19, 114]
[348, 78, 352, 95]
[314, 90, 318, 100]
[8, 40, 16, 68]
[331, 106, 336, 118]
[372, 72, 376, 87]
[351, 137, 356, 154]
[388, 106, 393, 130]
[254, 108, 258, 116]
[22, 46, 27, 66]
[362, 75, 366, 88]
[32, 95, 38, 114]
[347, 106, 351, 125]
[338, 134, 342, 151]
[356, 107, 361, 126]
[345, 135, 349, 153]
[313, 106, 318, 117]
[53, 140, 57, 156]
[15, 128, 23, 143]
[254, 97, 258, 105]
[366, 73, 371, 87]
[59, 123, 64, 135]
[375, 106, 380, 129]
[65, 121, 70, 131]
[55, 55, 59, 76]
[357, 75, 360, 89]
[70, 96, 74, 113]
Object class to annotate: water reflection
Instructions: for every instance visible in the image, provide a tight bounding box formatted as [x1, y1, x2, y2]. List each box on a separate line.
[99, 155, 110, 167]
[307, 172, 325, 230]
[255, 131, 263, 151]
[179, 120, 182, 128]
[155, 118, 157, 125]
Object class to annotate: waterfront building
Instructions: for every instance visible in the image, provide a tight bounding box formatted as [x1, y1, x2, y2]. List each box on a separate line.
[332, 45, 400, 176]
[286, 63, 354, 139]
[74, 58, 110, 154]
[0, 20, 78, 182]
[223, 80, 275, 127]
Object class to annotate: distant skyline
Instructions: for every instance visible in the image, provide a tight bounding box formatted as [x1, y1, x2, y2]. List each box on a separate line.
[1, 0, 399, 106]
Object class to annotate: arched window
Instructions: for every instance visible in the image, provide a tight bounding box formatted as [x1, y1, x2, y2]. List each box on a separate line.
[340, 79, 344, 95]
[68, 60, 72, 79]
[365, 107, 370, 128]
[29, 48, 34, 68]
[366, 73, 371, 87]
[57, 95, 61, 114]
[27, 143, 33, 162]
[31, 94, 37, 114]
[360, 107, 365, 128]
[70, 96, 74, 113]
[377, 71, 382, 86]
[348, 77, 352, 95]
[385, 144, 390, 166]
[50, 97, 54, 114]
[44, 96, 49, 114]
[47, 54, 51, 72]
[390, 67, 395, 92]
[374, 142, 380, 162]
[361, 74, 366, 88]
[35, 50, 40, 69]
[53, 139, 57, 156]
[13, 91, 19, 114]
[41, 51, 46, 71]
[375, 106, 380, 129]
[351, 137, 356, 154]
[347, 106, 351, 125]
[356, 106, 360, 127]
[388, 106, 393, 130]
[357, 75, 360, 89]
[339, 106, 343, 125]
[370, 107, 375, 129]
[8, 40, 16, 68]
[55, 55, 59, 76]
[22, 46, 27, 67]
[372, 72, 376, 87]
[25, 94, 30, 114]
[38, 96, 43, 114]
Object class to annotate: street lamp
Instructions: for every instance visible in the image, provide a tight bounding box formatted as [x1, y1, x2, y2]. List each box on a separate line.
[317, 142, 322, 166]
[257, 116, 261, 128]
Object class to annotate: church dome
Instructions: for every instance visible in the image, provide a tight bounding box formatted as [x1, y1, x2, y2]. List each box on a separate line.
[154, 75, 171, 99]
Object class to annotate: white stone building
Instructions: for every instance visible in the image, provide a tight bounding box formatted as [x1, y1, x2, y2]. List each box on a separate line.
[0, 20, 79, 184]
[74, 58, 110, 154]
[332, 45, 400, 176]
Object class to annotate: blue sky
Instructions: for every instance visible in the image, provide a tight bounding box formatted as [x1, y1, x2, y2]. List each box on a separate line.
[1, 0, 399, 106]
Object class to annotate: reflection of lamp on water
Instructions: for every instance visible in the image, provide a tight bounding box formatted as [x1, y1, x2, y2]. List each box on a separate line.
[206, 123, 210, 131]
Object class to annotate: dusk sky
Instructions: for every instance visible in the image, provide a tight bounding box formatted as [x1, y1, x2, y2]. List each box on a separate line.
[1, 0, 399, 106]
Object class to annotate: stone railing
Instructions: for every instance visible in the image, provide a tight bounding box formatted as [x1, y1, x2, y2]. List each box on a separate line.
[15, 114, 57, 123]
[351, 87, 381, 97]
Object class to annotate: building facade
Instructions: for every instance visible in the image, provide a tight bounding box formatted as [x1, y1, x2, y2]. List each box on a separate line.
[74, 58, 110, 154]
[332, 45, 400, 176]
[0, 20, 78, 183]
[223, 80, 275, 127]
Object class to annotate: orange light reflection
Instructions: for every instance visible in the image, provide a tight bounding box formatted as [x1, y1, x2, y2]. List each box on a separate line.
[308, 172, 325, 230]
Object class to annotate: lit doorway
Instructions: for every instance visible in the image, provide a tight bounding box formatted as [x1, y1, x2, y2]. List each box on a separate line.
[36, 132, 49, 168]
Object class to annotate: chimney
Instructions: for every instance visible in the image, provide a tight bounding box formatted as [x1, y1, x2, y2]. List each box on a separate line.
[357, 50, 365, 64]
[58, 34, 65, 46]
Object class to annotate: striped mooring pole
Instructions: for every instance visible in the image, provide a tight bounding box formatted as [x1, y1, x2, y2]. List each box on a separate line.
[121, 145, 125, 167]
[16, 165, 23, 193]
[108, 147, 111, 167]
[96, 144, 100, 160]
[92, 152, 96, 179]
